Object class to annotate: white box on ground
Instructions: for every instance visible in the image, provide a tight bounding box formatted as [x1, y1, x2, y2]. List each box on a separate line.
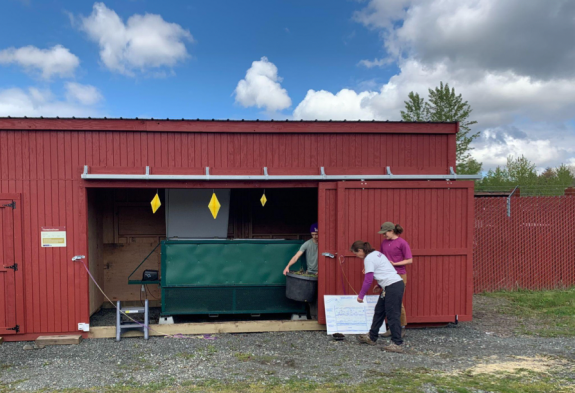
[324, 295, 386, 335]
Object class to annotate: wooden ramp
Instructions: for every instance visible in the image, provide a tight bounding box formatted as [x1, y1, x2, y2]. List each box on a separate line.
[89, 320, 325, 339]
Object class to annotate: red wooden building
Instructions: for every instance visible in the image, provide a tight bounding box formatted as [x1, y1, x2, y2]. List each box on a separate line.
[0, 118, 476, 341]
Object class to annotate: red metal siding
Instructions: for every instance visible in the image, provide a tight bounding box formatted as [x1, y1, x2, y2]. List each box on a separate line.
[0, 120, 461, 336]
[318, 181, 474, 324]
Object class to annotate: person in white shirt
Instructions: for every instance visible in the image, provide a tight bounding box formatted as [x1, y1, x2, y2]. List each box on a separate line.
[351, 240, 405, 353]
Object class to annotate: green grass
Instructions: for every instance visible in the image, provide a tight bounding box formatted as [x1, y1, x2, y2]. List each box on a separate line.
[2, 368, 573, 393]
[485, 287, 575, 337]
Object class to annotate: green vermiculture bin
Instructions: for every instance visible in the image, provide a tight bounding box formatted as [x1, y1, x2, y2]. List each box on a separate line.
[161, 239, 307, 315]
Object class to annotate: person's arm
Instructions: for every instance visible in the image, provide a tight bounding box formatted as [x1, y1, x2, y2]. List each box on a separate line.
[390, 258, 412, 267]
[389, 241, 413, 267]
[357, 273, 374, 302]
[283, 250, 304, 275]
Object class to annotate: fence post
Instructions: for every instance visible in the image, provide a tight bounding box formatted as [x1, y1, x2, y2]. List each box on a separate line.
[507, 186, 519, 217]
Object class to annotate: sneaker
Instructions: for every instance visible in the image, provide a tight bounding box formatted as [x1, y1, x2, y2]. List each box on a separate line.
[380, 328, 406, 338]
[356, 334, 376, 345]
[382, 342, 404, 353]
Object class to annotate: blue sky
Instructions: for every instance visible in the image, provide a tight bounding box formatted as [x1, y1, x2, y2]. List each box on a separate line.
[0, 0, 396, 119]
[1, 0, 575, 171]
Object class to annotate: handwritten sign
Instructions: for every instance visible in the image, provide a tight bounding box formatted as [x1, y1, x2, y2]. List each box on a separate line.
[41, 227, 66, 248]
[324, 295, 386, 335]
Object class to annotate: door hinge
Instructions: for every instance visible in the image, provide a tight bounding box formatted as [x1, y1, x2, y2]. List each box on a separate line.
[4, 263, 17, 271]
[8, 325, 19, 333]
[1, 200, 15, 209]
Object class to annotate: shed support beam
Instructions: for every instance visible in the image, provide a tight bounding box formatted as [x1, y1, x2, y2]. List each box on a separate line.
[81, 166, 481, 181]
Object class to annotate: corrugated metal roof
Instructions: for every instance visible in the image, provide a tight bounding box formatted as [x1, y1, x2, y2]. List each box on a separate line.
[0, 116, 457, 124]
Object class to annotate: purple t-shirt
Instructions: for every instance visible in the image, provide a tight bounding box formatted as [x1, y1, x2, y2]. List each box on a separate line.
[380, 237, 413, 275]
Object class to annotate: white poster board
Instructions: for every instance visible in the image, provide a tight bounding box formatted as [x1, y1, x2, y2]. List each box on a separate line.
[324, 295, 386, 335]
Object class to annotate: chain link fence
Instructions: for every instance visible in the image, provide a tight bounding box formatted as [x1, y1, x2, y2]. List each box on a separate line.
[474, 196, 575, 293]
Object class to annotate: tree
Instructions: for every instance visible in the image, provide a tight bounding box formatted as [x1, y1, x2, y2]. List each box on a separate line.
[479, 166, 511, 188]
[477, 156, 575, 195]
[506, 155, 537, 185]
[400, 92, 427, 122]
[555, 164, 575, 186]
[401, 82, 481, 174]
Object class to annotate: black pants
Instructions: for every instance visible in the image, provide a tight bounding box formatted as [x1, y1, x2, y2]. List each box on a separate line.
[368, 280, 405, 345]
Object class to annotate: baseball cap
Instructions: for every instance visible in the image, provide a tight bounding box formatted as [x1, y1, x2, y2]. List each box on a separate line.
[310, 223, 318, 233]
[378, 222, 395, 234]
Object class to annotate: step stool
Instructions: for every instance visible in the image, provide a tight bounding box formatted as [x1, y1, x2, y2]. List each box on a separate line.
[116, 299, 149, 342]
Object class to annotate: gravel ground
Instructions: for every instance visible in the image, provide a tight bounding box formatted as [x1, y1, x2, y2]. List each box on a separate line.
[1, 296, 574, 391]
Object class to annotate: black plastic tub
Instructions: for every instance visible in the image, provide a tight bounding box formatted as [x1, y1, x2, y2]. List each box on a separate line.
[285, 272, 318, 302]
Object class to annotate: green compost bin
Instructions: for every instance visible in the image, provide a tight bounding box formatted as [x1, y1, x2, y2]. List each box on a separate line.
[161, 239, 307, 315]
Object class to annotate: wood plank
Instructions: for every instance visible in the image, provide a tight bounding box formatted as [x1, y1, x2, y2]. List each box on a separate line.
[89, 320, 326, 339]
[103, 242, 162, 302]
[36, 334, 83, 345]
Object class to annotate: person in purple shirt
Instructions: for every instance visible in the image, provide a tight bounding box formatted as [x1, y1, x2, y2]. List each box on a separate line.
[378, 222, 413, 338]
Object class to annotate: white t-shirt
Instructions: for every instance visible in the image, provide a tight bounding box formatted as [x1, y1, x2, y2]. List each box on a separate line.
[364, 251, 403, 288]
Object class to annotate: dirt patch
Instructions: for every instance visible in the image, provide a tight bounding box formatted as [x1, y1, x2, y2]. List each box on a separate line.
[463, 355, 567, 375]
[470, 295, 521, 337]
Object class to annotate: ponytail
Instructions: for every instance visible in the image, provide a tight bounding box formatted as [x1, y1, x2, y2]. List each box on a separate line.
[394, 224, 404, 235]
[350, 240, 376, 255]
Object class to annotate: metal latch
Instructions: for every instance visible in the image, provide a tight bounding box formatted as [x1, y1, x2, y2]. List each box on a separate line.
[4, 264, 17, 271]
[1, 201, 15, 209]
[8, 325, 19, 333]
[321, 253, 335, 259]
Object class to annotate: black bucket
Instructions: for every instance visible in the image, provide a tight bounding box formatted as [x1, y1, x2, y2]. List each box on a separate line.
[285, 272, 318, 302]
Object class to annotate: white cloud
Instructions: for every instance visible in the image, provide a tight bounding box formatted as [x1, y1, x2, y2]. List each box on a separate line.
[293, 60, 575, 125]
[292, 0, 575, 170]
[234, 57, 292, 113]
[355, 0, 575, 80]
[471, 123, 575, 170]
[80, 2, 193, 76]
[293, 89, 377, 120]
[65, 82, 103, 105]
[0, 85, 103, 117]
[0, 45, 79, 79]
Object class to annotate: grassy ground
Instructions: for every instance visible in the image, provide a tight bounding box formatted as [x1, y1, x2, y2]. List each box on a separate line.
[3, 368, 573, 393]
[484, 287, 575, 337]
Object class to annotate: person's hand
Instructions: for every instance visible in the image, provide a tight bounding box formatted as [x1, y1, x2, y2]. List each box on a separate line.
[372, 285, 382, 293]
[283, 267, 290, 276]
[357, 297, 364, 303]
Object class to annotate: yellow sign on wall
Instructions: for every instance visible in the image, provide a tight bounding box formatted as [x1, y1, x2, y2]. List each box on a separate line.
[41, 227, 67, 248]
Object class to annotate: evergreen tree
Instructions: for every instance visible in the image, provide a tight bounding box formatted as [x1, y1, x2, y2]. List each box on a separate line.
[400, 82, 481, 174]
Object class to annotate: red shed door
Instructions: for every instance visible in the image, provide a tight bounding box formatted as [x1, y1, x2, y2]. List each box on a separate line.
[318, 181, 474, 325]
[0, 199, 18, 335]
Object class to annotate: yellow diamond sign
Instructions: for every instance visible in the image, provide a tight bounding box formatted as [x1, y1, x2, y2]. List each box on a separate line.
[260, 193, 267, 207]
[208, 192, 221, 219]
[150, 193, 161, 214]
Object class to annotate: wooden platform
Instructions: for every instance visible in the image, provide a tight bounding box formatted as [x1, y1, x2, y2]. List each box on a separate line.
[36, 335, 83, 346]
[89, 320, 325, 339]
